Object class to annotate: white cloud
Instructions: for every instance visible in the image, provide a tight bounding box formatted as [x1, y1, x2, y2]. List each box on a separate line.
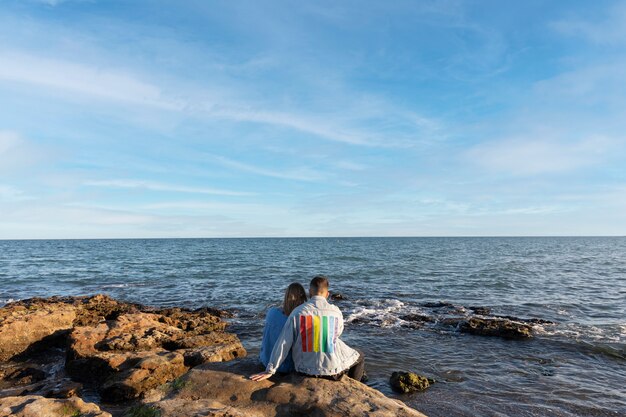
[0, 185, 33, 202]
[552, 3, 626, 44]
[0, 51, 182, 110]
[0, 131, 45, 173]
[83, 179, 254, 196]
[0, 47, 436, 148]
[467, 135, 616, 175]
[204, 153, 326, 182]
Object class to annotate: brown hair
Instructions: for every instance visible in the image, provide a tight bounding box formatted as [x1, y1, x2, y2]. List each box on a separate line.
[309, 275, 329, 295]
[283, 282, 307, 316]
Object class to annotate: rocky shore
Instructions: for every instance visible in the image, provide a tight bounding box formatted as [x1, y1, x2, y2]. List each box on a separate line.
[0, 295, 428, 417]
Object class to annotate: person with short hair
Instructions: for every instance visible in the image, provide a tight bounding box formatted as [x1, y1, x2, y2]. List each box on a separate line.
[259, 282, 308, 373]
[251, 276, 365, 382]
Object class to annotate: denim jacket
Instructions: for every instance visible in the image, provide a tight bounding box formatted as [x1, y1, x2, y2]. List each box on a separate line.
[259, 307, 295, 373]
[265, 296, 360, 376]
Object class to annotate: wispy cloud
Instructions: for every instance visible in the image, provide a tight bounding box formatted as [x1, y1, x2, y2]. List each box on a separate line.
[83, 179, 254, 196]
[551, 3, 626, 44]
[0, 131, 46, 173]
[204, 153, 326, 182]
[0, 51, 182, 110]
[0, 185, 33, 202]
[467, 135, 616, 176]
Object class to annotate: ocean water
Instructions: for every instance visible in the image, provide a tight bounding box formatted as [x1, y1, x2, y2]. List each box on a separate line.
[0, 237, 624, 416]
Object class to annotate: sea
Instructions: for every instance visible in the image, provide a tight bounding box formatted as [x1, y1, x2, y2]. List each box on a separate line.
[0, 237, 624, 416]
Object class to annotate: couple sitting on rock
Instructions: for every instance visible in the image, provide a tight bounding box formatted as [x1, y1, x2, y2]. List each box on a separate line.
[250, 276, 366, 382]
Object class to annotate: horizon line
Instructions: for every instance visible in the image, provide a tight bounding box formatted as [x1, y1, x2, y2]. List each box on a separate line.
[1, 235, 625, 241]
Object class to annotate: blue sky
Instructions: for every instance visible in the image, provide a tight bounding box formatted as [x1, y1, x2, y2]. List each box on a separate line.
[1, 0, 625, 238]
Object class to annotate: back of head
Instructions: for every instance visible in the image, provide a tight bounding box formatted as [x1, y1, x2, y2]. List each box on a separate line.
[283, 282, 307, 316]
[309, 275, 329, 297]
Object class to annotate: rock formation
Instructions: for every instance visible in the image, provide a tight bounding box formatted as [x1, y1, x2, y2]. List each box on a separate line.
[389, 372, 432, 394]
[1, 295, 429, 417]
[142, 359, 428, 417]
[1, 295, 246, 403]
[458, 317, 533, 339]
[0, 395, 111, 417]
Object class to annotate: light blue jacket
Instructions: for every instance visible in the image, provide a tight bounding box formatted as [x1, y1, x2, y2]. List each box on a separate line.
[259, 307, 295, 373]
[265, 296, 360, 376]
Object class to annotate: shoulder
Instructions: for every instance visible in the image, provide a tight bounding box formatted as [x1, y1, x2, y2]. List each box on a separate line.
[266, 307, 285, 319]
[328, 303, 342, 315]
[288, 301, 310, 318]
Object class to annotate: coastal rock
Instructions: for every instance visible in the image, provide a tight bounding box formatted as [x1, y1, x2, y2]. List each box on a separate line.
[0, 300, 76, 361]
[0, 294, 246, 404]
[459, 317, 532, 339]
[330, 293, 347, 301]
[390, 372, 432, 394]
[399, 314, 434, 329]
[143, 359, 428, 417]
[65, 305, 245, 401]
[0, 395, 111, 417]
[101, 351, 187, 402]
[468, 306, 491, 316]
[66, 310, 238, 379]
[493, 315, 555, 325]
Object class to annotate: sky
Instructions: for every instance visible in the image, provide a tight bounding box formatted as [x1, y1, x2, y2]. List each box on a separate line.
[0, 0, 625, 238]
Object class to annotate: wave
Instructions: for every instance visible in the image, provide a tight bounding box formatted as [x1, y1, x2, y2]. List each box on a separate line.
[0, 298, 16, 307]
[343, 298, 624, 361]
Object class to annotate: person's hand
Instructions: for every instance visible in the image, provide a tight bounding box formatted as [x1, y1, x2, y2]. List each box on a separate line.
[250, 371, 273, 381]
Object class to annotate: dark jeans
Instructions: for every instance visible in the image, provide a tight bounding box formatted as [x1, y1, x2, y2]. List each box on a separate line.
[300, 349, 366, 382]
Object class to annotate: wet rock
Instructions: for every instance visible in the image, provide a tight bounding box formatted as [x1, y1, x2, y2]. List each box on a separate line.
[390, 372, 432, 394]
[494, 315, 555, 325]
[468, 306, 491, 316]
[330, 293, 347, 301]
[1, 366, 46, 386]
[400, 314, 434, 323]
[459, 317, 532, 339]
[400, 314, 434, 329]
[421, 301, 455, 308]
[143, 359, 428, 417]
[0, 395, 111, 417]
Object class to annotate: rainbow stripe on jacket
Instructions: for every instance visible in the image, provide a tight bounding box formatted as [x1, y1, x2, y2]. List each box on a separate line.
[299, 315, 338, 353]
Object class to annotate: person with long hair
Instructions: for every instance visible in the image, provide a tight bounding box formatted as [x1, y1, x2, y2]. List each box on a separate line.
[252, 276, 365, 382]
[259, 282, 308, 373]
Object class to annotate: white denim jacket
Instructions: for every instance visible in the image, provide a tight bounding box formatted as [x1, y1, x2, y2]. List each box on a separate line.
[266, 296, 360, 376]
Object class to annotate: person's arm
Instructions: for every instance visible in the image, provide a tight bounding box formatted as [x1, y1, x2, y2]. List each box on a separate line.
[250, 313, 296, 381]
[258, 309, 274, 363]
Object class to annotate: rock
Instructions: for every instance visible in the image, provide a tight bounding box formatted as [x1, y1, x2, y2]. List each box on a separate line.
[468, 306, 491, 316]
[420, 301, 455, 309]
[459, 317, 532, 339]
[0, 395, 111, 417]
[101, 351, 187, 402]
[330, 293, 347, 301]
[1, 366, 46, 386]
[390, 372, 432, 394]
[493, 315, 555, 325]
[194, 306, 235, 319]
[65, 303, 245, 401]
[1, 294, 246, 404]
[143, 359, 428, 417]
[73, 294, 142, 326]
[0, 301, 76, 361]
[400, 314, 434, 323]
